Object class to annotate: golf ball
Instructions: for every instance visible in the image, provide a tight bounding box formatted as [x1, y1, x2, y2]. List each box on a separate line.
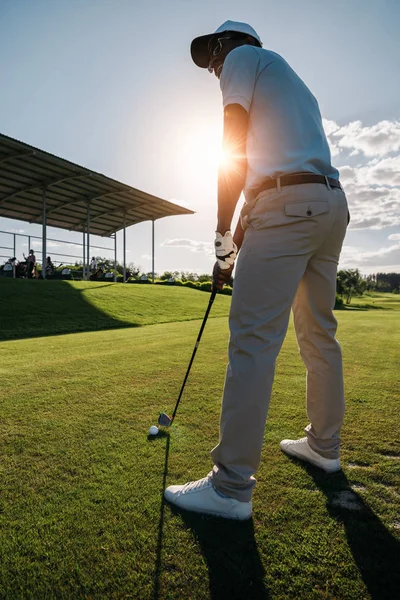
[149, 425, 159, 436]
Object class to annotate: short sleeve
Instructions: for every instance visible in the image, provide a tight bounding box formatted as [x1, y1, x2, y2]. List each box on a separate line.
[220, 46, 260, 112]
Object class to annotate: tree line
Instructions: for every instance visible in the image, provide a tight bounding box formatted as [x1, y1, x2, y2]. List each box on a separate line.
[76, 258, 399, 305]
[337, 270, 400, 304]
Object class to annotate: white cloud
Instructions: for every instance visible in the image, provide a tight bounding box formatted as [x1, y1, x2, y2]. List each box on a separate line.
[336, 152, 400, 230]
[340, 243, 400, 268]
[359, 156, 400, 187]
[322, 119, 340, 137]
[338, 245, 363, 267]
[328, 139, 340, 157]
[162, 238, 214, 258]
[332, 120, 400, 157]
[324, 118, 400, 162]
[323, 120, 400, 233]
[358, 244, 400, 262]
[344, 184, 400, 230]
[323, 119, 341, 157]
[338, 165, 356, 185]
[388, 233, 400, 241]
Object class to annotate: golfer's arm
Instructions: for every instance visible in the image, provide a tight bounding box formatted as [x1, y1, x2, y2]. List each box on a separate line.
[232, 218, 245, 251]
[216, 104, 248, 237]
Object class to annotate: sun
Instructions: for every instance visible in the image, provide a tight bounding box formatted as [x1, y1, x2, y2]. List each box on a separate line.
[182, 123, 230, 173]
[218, 148, 230, 168]
[192, 138, 229, 171]
[203, 144, 230, 169]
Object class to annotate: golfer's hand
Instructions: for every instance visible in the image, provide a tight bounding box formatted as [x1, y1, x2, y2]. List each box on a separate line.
[213, 261, 234, 291]
[214, 231, 237, 270]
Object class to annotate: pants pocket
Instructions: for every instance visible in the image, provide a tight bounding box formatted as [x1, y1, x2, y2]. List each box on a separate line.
[245, 199, 330, 231]
[284, 200, 329, 218]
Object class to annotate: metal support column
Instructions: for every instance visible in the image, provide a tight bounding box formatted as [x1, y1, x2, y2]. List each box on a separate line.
[114, 233, 117, 282]
[42, 189, 47, 279]
[28, 235, 31, 253]
[82, 230, 86, 278]
[151, 219, 155, 283]
[13, 233, 16, 277]
[123, 213, 126, 282]
[86, 203, 90, 281]
[13, 233, 16, 258]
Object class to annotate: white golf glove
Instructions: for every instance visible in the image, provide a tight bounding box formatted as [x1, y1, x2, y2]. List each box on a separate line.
[214, 231, 238, 270]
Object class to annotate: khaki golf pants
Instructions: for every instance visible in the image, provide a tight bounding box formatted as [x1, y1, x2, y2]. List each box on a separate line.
[211, 182, 349, 502]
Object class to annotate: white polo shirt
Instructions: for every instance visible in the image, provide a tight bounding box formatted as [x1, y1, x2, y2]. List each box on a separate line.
[220, 45, 339, 202]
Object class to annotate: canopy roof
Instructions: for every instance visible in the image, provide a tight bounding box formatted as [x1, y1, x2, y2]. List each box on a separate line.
[0, 133, 193, 237]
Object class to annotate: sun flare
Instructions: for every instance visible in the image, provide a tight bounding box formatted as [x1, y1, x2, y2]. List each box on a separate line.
[187, 139, 229, 171]
[181, 122, 230, 174]
[219, 148, 230, 168]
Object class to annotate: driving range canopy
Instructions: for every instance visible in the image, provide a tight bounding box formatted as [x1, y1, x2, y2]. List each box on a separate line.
[0, 132, 194, 237]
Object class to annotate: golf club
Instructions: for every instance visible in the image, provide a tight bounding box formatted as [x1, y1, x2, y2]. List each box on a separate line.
[158, 288, 217, 427]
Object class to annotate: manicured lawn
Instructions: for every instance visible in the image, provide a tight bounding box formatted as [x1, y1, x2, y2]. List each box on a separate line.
[0, 287, 399, 598]
[0, 280, 231, 340]
[344, 291, 400, 311]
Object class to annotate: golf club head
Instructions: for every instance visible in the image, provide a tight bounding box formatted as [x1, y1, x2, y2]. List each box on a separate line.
[158, 412, 172, 427]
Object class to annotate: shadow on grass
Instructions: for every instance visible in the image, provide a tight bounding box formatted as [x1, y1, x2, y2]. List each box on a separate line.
[150, 430, 170, 600]
[342, 305, 391, 311]
[335, 304, 389, 311]
[0, 279, 138, 341]
[175, 510, 269, 600]
[151, 432, 268, 600]
[299, 462, 400, 600]
[335, 305, 368, 311]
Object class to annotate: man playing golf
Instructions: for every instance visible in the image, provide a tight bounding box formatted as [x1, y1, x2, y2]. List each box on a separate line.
[165, 20, 349, 519]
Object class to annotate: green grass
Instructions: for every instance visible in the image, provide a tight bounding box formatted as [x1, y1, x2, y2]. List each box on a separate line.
[0, 286, 399, 599]
[0, 280, 231, 340]
[343, 291, 400, 311]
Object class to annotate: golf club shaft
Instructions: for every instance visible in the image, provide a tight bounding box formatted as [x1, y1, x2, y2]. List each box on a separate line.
[170, 288, 217, 424]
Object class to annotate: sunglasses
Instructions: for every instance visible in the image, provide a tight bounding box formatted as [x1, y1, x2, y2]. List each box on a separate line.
[208, 35, 234, 58]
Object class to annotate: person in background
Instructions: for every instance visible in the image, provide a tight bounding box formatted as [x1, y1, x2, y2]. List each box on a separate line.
[23, 249, 36, 279]
[45, 256, 54, 278]
[90, 256, 98, 273]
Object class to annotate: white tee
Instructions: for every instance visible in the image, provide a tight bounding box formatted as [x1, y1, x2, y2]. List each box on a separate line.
[220, 45, 339, 202]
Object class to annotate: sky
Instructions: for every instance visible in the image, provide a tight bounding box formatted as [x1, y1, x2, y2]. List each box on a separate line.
[0, 0, 399, 275]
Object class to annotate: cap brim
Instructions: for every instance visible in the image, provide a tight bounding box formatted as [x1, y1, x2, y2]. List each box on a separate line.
[191, 31, 261, 68]
[190, 33, 216, 68]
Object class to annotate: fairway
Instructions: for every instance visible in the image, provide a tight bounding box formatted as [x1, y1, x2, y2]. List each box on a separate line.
[0, 286, 399, 599]
[0, 280, 232, 341]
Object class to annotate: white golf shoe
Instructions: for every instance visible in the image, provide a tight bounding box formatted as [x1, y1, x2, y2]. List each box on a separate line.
[280, 437, 341, 472]
[164, 473, 252, 520]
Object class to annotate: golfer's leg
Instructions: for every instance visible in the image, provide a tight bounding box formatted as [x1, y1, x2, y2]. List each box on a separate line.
[211, 240, 309, 501]
[292, 227, 347, 458]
